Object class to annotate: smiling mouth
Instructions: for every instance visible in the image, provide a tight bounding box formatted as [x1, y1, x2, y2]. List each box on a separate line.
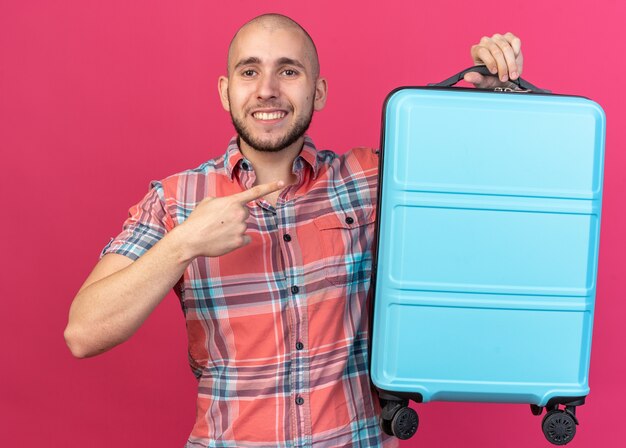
[252, 111, 286, 121]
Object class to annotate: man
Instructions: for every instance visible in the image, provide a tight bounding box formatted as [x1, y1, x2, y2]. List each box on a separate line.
[65, 13, 524, 447]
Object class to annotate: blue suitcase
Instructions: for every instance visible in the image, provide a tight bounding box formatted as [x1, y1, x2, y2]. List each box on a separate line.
[370, 66, 606, 445]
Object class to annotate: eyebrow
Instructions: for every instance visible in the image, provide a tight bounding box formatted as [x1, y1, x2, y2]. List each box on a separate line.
[233, 56, 307, 71]
[276, 57, 306, 70]
[233, 57, 261, 71]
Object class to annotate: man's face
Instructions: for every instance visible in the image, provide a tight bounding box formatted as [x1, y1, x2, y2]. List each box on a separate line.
[219, 25, 327, 153]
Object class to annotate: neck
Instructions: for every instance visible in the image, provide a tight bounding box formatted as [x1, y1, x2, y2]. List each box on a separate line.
[238, 136, 303, 186]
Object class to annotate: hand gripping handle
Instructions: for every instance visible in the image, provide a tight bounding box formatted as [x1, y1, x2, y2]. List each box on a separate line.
[427, 65, 551, 93]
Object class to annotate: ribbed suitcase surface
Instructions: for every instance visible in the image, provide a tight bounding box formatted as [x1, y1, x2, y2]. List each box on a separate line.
[370, 86, 605, 442]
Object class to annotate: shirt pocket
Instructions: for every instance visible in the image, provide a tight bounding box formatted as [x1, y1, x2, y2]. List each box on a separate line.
[313, 205, 376, 287]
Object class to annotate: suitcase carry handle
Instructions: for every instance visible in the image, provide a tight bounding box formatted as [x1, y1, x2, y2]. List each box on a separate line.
[428, 65, 551, 93]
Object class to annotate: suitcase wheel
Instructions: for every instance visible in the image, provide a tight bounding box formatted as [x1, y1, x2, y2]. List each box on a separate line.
[542, 409, 577, 445]
[380, 407, 419, 440]
[391, 406, 419, 440]
[380, 400, 419, 440]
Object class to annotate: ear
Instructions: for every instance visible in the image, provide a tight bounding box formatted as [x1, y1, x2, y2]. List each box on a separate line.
[313, 77, 328, 111]
[218, 76, 230, 111]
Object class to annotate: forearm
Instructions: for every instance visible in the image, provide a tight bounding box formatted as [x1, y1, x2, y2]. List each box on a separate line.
[65, 180, 283, 358]
[65, 227, 193, 358]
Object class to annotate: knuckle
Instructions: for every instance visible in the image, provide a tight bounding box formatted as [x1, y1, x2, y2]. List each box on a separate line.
[230, 196, 244, 206]
[477, 46, 491, 57]
[487, 41, 501, 52]
[238, 235, 249, 246]
[495, 36, 508, 47]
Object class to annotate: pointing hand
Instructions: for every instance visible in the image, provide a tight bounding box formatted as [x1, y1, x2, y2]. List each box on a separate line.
[177, 180, 285, 259]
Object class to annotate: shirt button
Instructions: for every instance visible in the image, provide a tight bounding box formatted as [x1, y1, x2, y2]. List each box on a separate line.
[241, 161, 249, 170]
[296, 342, 304, 350]
[283, 234, 292, 242]
[291, 285, 299, 294]
[345, 216, 354, 225]
[295, 396, 304, 405]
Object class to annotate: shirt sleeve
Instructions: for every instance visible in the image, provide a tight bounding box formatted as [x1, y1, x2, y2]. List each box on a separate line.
[100, 180, 173, 261]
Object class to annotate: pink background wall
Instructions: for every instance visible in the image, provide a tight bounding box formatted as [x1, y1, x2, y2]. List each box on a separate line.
[2, 1, 624, 446]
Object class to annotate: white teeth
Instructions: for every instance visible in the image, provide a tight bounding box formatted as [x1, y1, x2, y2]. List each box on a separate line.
[253, 111, 285, 120]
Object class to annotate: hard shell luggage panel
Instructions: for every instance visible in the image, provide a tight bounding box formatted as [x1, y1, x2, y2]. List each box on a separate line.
[370, 88, 605, 406]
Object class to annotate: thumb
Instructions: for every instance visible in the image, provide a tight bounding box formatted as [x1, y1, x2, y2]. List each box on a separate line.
[464, 72, 484, 86]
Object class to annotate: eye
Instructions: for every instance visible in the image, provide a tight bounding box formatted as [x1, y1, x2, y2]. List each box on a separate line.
[241, 69, 256, 77]
[282, 69, 298, 77]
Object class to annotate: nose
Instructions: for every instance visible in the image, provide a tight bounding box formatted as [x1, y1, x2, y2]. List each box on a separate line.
[256, 73, 279, 100]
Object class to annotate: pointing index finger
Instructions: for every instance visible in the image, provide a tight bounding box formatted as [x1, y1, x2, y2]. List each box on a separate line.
[233, 180, 285, 204]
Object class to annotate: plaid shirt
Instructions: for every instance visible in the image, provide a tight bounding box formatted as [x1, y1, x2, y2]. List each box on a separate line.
[102, 136, 398, 448]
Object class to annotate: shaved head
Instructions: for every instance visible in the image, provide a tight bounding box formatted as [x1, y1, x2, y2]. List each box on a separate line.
[227, 14, 320, 79]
